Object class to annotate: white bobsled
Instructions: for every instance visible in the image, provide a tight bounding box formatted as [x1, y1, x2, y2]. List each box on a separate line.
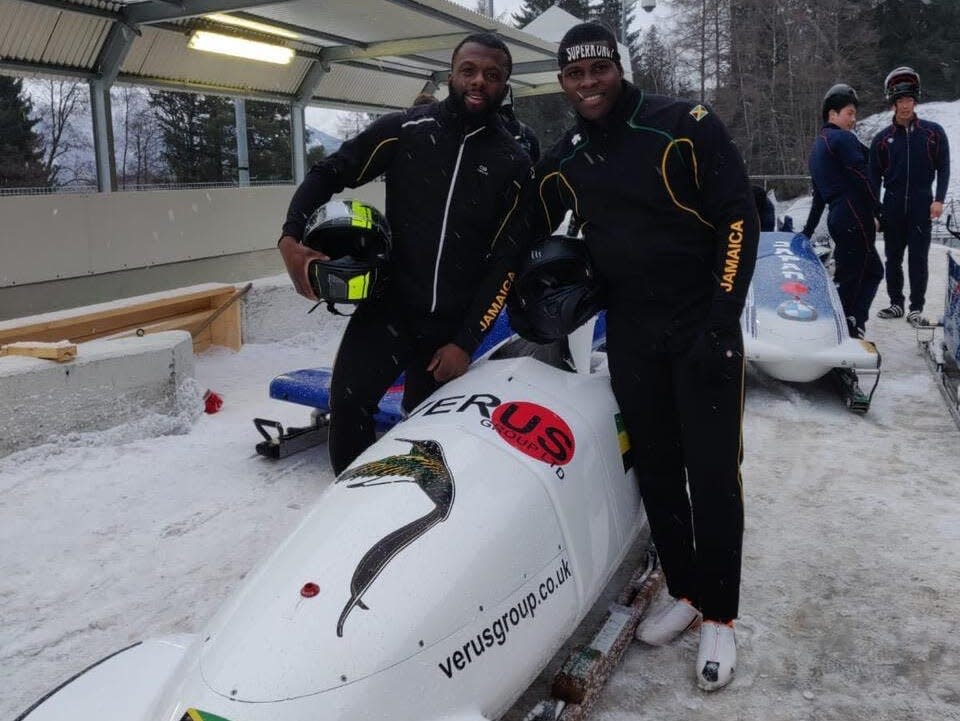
[17, 325, 646, 721]
[741, 231, 880, 383]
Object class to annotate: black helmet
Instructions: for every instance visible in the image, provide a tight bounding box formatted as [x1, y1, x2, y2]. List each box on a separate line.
[303, 199, 391, 305]
[508, 235, 605, 344]
[821, 83, 858, 123]
[884, 66, 920, 104]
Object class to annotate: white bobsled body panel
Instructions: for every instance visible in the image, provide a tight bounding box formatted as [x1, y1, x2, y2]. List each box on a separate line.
[743, 232, 880, 382]
[193, 357, 638, 705]
[197, 433, 566, 701]
[20, 635, 197, 721]
[23, 357, 644, 721]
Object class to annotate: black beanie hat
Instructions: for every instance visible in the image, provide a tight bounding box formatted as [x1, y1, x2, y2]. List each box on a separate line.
[557, 22, 622, 70]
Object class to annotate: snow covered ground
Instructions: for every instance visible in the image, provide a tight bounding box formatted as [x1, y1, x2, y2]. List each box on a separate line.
[2, 245, 959, 720]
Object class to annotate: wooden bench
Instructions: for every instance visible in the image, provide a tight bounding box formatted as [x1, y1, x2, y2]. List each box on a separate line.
[0, 283, 246, 353]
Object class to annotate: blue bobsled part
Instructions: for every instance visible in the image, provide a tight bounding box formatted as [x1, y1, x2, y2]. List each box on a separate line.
[946, 253, 960, 367]
[750, 231, 840, 331]
[268, 309, 608, 425]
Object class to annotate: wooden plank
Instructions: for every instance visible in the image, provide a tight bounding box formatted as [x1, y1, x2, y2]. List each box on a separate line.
[0, 286, 236, 346]
[0, 342, 78, 362]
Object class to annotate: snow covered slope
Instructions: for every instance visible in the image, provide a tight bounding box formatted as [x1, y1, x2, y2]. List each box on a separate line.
[3, 247, 960, 721]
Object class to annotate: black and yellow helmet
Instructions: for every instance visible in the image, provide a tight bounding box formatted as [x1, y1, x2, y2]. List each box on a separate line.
[303, 199, 391, 305]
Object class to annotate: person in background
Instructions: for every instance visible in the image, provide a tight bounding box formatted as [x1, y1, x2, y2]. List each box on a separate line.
[504, 21, 758, 692]
[498, 84, 540, 162]
[412, 92, 438, 106]
[752, 185, 776, 232]
[800, 83, 883, 339]
[278, 33, 531, 474]
[869, 66, 950, 327]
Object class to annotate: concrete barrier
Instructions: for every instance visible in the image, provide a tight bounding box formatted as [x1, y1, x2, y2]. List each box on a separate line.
[0, 331, 195, 457]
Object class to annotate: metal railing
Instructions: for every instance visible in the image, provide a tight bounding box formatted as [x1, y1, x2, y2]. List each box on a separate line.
[0, 180, 297, 196]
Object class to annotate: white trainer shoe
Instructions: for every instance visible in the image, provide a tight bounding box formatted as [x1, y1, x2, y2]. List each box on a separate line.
[635, 596, 701, 646]
[696, 620, 736, 691]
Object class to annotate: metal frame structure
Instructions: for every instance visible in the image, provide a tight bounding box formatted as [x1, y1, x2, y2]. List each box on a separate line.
[0, 0, 563, 190]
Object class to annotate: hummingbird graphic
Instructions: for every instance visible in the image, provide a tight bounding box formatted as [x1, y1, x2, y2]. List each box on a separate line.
[335, 438, 455, 637]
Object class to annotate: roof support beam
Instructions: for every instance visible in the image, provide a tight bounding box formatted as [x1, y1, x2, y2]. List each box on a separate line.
[123, 0, 287, 26]
[511, 82, 563, 98]
[319, 32, 469, 63]
[94, 22, 138, 85]
[291, 60, 329, 183]
[235, 98, 250, 187]
[512, 59, 559, 76]
[89, 79, 115, 193]
[381, 0, 556, 56]
[290, 105, 307, 185]
[295, 60, 329, 105]
[0, 58, 96, 80]
[16, 0, 118, 21]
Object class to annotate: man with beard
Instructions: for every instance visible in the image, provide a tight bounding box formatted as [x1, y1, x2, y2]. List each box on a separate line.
[278, 33, 531, 474]
[504, 21, 757, 691]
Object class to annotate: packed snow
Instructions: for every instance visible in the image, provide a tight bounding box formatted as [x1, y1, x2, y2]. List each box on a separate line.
[2, 240, 959, 720]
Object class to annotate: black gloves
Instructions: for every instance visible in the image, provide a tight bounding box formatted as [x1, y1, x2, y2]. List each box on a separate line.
[690, 324, 743, 384]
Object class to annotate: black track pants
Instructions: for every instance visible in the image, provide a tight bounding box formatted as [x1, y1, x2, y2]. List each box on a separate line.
[828, 200, 883, 331]
[882, 201, 932, 312]
[328, 300, 459, 475]
[606, 317, 745, 622]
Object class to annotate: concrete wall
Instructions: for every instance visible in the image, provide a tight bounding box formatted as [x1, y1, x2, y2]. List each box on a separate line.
[0, 184, 386, 320]
[0, 331, 196, 457]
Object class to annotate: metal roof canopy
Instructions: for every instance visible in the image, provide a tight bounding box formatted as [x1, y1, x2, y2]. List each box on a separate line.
[0, 0, 564, 190]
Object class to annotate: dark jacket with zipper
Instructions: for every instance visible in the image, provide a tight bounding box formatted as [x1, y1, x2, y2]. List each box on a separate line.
[868, 115, 950, 218]
[802, 123, 878, 237]
[508, 81, 758, 352]
[283, 98, 531, 352]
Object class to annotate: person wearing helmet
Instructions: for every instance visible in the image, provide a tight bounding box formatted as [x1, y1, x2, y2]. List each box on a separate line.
[277, 33, 533, 474]
[502, 21, 758, 691]
[799, 83, 883, 339]
[869, 66, 951, 327]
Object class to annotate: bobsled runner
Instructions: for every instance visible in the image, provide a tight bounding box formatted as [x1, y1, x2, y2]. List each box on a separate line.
[741, 231, 881, 413]
[17, 321, 653, 721]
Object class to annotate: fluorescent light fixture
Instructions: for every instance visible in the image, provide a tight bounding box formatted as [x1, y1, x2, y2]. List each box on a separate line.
[188, 30, 294, 65]
[205, 13, 300, 40]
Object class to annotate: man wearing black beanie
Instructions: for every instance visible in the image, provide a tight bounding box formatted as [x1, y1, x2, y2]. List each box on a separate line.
[504, 20, 758, 691]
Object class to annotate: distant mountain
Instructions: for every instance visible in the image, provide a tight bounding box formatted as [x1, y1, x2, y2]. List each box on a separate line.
[306, 126, 342, 155]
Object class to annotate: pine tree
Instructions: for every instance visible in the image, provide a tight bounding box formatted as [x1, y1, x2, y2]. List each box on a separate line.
[0, 76, 46, 188]
[149, 90, 236, 183]
[591, 0, 641, 68]
[634, 26, 679, 95]
[873, 0, 960, 103]
[513, 0, 591, 28]
[246, 100, 292, 182]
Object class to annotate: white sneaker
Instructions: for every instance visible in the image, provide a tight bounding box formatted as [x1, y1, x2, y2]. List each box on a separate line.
[635, 596, 701, 646]
[696, 621, 736, 691]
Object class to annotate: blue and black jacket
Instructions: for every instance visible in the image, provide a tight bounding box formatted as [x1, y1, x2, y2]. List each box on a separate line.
[283, 98, 532, 352]
[868, 115, 950, 216]
[801, 123, 877, 237]
[506, 81, 758, 350]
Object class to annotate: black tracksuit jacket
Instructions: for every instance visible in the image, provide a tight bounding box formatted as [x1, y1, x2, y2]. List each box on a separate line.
[506, 81, 758, 621]
[509, 81, 758, 352]
[284, 98, 531, 353]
